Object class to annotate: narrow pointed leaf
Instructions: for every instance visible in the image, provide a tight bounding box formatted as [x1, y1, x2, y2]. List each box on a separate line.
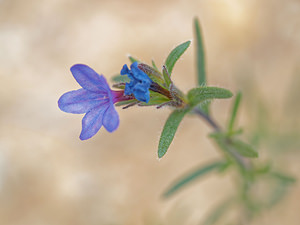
[138, 95, 170, 106]
[158, 108, 190, 158]
[165, 40, 191, 76]
[228, 91, 242, 133]
[152, 60, 159, 71]
[231, 139, 258, 158]
[188, 87, 233, 107]
[201, 198, 235, 225]
[163, 161, 226, 198]
[210, 133, 250, 171]
[194, 18, 206, 86]
[162, 66, 172, 88]
[194, 18, 210, 115]
[115, 99, 137, 107]
[270, 172, 296, 184]
[138, 63, 165, 85]
[128, 55, 139, 63]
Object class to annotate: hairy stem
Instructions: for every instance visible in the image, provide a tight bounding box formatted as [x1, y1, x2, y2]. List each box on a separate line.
[193, 107, 221, 131]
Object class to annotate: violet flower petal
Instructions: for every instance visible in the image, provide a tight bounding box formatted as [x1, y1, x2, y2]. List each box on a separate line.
[58, 88, 108, 114]
[103, 104, 120, 132]
[79, 106, 107, 140]
[71, 64, 111, 93]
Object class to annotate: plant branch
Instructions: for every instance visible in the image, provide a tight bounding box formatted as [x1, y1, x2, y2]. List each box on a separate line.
[192, 106, 252, 171]
[193, 107, 221, 131]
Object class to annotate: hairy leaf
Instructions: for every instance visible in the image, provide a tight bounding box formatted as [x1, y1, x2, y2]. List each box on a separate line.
[158, 108, 190, 158]
[138, 63, 165, 86]
[162, 66, 172, 88]
[194, 18, 206, 86]
[188, 87, 233, 107]
[165, 40, 191, 76]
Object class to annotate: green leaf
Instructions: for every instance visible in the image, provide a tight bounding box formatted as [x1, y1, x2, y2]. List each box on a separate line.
[210, 133, 253, 171]
[201, 198, 235, 225]
[162, 66, 172, 88]
[230, 139, 258, 158]
[158, 108, 190, 158]
[115, 99, 137, 107]
[194, 18, 210, 115]
[138, 63, 165, 86]
[228, 91, 242, 133]
[264, 172, 296, 208]
[270, 172, 296, 184]
[128, 55, 139, 63]
[198, 101, 211, 115]
[163, 161, 226, 198]
[152, 60, 159, 71]
[194, 18, 206, 86]
[165, 40, 191, 76]
[188, 87, 233, 107]
[138, 95, 170, 106]
[111, 74, 130, 83]
[112, 83, 125, 89]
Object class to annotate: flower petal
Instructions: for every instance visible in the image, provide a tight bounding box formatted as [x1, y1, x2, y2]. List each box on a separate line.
[103, 104, 119, 132]
[130, 62, 152, 83]
[121, 62, 152, 103]
[120, 64, 130, 75]
[70, 64, 111, 93]
[132, 83, 150, 103]
[58, 88, 108, 114]
[79, 105, 108, 140]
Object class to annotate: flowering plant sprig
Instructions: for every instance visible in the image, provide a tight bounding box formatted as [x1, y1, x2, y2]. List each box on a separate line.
[58, 18, 295, 224]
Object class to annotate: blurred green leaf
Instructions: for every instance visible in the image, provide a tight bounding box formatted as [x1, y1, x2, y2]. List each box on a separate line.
[128, 55, 139, 63]
[210, 133, 251, 171]
[270, 171, 296, 184]
[188, 87, 233, 107]
[228, 91, 242, 133]
[230, 139, 258, 158]
[266, 173, 296, 208]
[158, 108, 190, 158]
[111, 74, 130, 83]
[194, 18, 206, 86]
[198, 101, 211, 115]
[165, 40, 191, 76]
[201, 198, 235, 225]
[253, 162, 272, 175]
[163, 161, 226, 198]
[217, 160, 233, 173]
[112, 83, 125, 89]
[152, 60, 159, 71]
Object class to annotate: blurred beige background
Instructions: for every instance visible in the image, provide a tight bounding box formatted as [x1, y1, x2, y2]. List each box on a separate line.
[0, 0, 300, 224]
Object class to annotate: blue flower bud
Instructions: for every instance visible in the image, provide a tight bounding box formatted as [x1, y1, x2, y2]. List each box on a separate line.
[120, 62, 153, 103]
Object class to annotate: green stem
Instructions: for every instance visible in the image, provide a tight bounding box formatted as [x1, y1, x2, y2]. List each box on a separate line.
[193, 107, 251, 171]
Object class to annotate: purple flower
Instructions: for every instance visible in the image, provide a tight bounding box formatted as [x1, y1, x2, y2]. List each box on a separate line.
[58, 64, 128, 140]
